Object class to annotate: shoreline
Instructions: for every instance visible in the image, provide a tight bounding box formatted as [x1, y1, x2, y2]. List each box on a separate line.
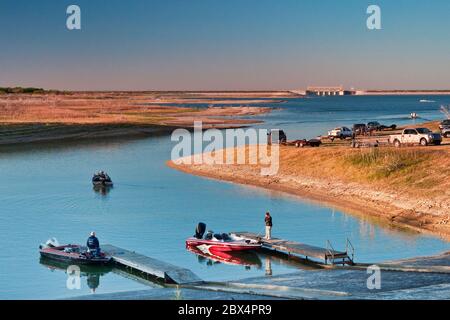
[167, 143, 450, 240]
[166, 160, 445, 238]
[0, 120, 262, 147]
[0, 123, 180, 147]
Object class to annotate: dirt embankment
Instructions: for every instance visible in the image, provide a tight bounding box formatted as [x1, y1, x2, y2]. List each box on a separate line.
[168, 143, 450, 238]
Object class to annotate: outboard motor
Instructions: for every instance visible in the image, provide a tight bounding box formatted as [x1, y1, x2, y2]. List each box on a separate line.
[279, 130, 287, 143]
[194, 222, 206, 239]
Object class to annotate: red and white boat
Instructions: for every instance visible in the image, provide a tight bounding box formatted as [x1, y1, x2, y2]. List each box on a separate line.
[186, 223, 261, 252]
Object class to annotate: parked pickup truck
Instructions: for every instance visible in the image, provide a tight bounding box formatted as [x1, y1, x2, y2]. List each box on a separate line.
[328, 127, 353, 141]
[389, 128, 442, 147]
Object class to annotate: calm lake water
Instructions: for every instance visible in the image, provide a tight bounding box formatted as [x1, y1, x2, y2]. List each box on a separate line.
[0, 95, 449, 299]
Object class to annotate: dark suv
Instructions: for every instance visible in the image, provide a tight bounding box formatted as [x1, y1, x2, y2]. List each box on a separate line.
[440, 119, 450, 138]
[439, 119, 450, 129]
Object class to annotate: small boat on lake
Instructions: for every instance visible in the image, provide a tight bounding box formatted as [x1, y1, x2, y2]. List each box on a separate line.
[39, 238, 112, 266]
[92, 171, 113, 187]
[186, 223, 262, 252]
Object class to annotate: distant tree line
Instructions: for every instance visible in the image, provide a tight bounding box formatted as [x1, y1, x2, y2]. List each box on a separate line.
[0, 87, 61, 94]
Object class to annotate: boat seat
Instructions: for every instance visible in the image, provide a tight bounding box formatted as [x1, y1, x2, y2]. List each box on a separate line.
[221, 233, 231, 241]
[205, 233, 213, 240]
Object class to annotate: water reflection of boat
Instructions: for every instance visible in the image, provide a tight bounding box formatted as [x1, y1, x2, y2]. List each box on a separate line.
[39, 257, 113, 292]
[186, 244, 262, 267]
[93, 184, 112, 195]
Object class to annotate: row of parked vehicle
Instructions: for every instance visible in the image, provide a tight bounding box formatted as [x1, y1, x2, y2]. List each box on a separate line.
[274, 119, 449, 149]
[327, 121, 397, 141]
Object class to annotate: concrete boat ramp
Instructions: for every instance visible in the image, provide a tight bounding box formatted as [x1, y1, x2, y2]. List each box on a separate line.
[72, 262, 450, 300]
[71, 241, 450, 300]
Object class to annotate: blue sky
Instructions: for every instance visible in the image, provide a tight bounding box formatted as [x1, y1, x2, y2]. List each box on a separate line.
[0, 0, 449, 90]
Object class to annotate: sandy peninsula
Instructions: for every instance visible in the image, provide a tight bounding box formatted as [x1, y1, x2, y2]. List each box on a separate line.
[0, 91, 288, 145]
[168, 132, 450, 238]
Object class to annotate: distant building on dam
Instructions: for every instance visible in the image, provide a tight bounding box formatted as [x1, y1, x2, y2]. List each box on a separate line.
[305, 86, 355, 96]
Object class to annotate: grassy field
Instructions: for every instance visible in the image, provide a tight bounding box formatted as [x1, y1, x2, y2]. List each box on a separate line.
[0, 91, 282, 124]
[281, 145, 449, 198]
[0, 91, 280, 145]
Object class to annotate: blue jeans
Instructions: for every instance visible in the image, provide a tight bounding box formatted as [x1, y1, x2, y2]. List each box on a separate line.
[89, 248, 101, 257]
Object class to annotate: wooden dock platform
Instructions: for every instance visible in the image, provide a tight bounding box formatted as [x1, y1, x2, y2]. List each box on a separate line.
[102, 244, 203, 285]
[230, 232, 354, 265]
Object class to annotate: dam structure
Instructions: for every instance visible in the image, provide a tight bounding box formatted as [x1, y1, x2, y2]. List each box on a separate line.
[305, 86, 355, 96]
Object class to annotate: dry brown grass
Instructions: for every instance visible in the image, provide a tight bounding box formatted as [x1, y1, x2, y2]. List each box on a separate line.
[0, 92, 272, 127]
[0, 93, 192, 124]
[0, 92, 276, 144]
[280, 145, 450, 197]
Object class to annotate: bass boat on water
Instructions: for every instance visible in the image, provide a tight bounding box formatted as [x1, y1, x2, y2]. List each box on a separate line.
[39, 238, 112, 265]
[92, 171, 113, 187]
[186, 223, 261, 252]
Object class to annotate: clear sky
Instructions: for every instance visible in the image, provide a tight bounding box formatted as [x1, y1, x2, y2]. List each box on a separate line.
[0, 0, 449, 91]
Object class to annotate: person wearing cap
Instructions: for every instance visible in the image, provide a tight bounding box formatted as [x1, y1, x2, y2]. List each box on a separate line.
[87, 231, 101, 257]
[264, 212, 273, 240]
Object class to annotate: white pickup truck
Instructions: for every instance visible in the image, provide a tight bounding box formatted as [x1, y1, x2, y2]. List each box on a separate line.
[389, 128, 442, 147]
[327, 127, 353, 141]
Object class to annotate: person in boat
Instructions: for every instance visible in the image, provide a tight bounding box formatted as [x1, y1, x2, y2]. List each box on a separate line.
[265, 212, 272, 240]
[87, 231, 101, 257]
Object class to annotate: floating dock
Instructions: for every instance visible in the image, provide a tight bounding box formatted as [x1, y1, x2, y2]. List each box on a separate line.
[102, 244, 202, 285]
[230, 232, 354, 265]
